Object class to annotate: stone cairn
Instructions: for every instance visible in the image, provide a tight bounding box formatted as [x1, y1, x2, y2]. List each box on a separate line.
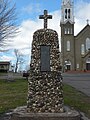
[27, 10, 64, 113]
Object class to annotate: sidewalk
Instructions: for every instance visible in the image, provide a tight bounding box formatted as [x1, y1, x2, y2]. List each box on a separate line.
[63, 72, 90, 96]
[65, 70, 90, 74]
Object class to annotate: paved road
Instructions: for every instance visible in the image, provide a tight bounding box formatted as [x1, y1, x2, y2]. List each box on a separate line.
[62, 72, 90, 97]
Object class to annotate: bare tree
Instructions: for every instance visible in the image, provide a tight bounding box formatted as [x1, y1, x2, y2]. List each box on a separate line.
[0, 0, 18, 47]
[14, 49, 25, 73]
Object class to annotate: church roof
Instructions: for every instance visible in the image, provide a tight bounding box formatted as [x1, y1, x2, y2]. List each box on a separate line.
[75, 24, 90, 38]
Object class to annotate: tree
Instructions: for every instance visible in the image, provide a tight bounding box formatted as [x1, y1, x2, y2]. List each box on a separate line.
[14, 49, 25, 73]
[0, 0, 18, 47]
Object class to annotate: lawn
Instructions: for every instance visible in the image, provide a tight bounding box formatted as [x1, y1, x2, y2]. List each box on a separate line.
[63, 84, 90, 118]
[0, 79, 28, 114]
[0, 79, 90, 118]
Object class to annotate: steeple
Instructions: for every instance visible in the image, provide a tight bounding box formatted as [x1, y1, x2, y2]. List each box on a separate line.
[61, 0, 74, 24]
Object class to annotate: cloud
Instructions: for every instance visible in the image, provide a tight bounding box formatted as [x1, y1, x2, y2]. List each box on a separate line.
[74, 0, 90, 35]
[13, 1, 90, 52]
[11, 10, 61, 54]
[75, 0, 90, 19]
[22, 3, 41, 15]
[17, 48, 31, 56]
[2, 0, 90, 51]
[0, 55, 15, 62]
[10, 18, 42, 52]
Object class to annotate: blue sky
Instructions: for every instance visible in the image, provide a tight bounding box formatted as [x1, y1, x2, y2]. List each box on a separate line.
[13, 0, 87, 23]
[14, 0, 61, 21]
[0, 0, 90, 71]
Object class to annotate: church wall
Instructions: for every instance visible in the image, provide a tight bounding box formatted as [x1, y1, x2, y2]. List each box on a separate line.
[61, 23, 75, 71]
[64, 36, 75, 68]
[75, 25, 90, 71]
[75, 37, 83, 71]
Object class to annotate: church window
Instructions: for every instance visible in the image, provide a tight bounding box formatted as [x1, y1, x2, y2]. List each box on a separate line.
[65, 8, 71, 20]
[68, 9, 70, 19]
[67, 41, 70, 51]
[81, 44, 85, 55]
[65, 9, 67, 19]
[64, 28, 72, 34]
[64, 28, 67, 34]
[70, 28, 72, 34]
[68, 28, 70, 34]
[77, 64, 79, 69]
[86, 57, 90, 63]
[86, 38, 90, 51]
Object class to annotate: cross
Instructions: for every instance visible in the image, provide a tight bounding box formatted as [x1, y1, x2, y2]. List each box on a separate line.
[86, 19, 89, 25]
[39, 10, 52, 29]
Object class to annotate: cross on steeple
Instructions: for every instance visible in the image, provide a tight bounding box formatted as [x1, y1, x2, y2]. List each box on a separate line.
[39, 10, 52, 29]
[86, 19, 89, 25]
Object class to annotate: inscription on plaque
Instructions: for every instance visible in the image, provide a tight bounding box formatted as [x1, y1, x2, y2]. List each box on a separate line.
[40, 46, 50, 71]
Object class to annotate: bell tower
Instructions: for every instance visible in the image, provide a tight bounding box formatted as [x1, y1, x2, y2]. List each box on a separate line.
[60, 0, 75, 71]
[61, 0, 74, 23]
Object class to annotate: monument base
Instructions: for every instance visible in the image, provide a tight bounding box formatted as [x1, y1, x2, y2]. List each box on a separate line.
[10, 106, 81, 120]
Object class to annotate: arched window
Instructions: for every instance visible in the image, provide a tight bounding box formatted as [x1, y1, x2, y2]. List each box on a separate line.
[77, 64, 79, 69]
[86, 57, 90, 63]
[68, 28, 70, 34]
[70, 28, 72, 34]
[65, 9, 67, 19]
[67, 41, 70, 51]
[86, 38, 90, 51]
[64, 28, 72, 34]
[64, 28, 67, 34]
[68, 9, 70, 19]
[64, 28, 72, 35]
[81, 44, 85, 55]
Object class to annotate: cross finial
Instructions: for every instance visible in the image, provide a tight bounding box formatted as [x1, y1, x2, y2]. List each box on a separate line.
[86, 19, 89, 25]
[39, 10, 52, 29]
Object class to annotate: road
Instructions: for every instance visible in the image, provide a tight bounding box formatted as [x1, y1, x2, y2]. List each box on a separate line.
[62, 72, 90, 96]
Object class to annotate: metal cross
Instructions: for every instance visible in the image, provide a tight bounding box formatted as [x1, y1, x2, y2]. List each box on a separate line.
[86, 19, 89, 25]
[39, 10, 52, 29]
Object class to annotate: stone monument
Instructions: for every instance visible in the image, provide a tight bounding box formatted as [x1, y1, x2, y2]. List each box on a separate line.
[27, 9, 63, 113]
[10, 10, 80, 120]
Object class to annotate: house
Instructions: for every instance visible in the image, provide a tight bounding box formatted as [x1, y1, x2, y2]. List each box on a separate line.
[0, 61, 10, 72]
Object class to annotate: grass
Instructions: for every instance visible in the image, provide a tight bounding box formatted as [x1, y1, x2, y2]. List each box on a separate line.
[0, 79, 28, 114]
[63, 84, 90, 118]
[0, 79, 90, 118]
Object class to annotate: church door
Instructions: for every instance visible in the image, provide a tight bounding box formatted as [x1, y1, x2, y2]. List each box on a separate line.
[86, 63, 90, 70]
[65, 60, 71, 71]
[66, 65, 71, 71]
[86, 57, 90, 70]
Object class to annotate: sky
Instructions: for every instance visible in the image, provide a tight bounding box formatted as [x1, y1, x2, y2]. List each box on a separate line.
[0, 0, 90, 71]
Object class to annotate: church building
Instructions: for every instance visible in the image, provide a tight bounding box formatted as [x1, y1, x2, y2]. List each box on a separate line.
[60, 0, 90, 71]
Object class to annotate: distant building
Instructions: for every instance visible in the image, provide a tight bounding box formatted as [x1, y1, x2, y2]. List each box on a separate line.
[0, 61, 10, 72]
[60, 0, 90, 71]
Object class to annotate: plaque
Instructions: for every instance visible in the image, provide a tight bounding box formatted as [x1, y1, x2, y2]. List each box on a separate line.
[40, 46, 50, 71]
